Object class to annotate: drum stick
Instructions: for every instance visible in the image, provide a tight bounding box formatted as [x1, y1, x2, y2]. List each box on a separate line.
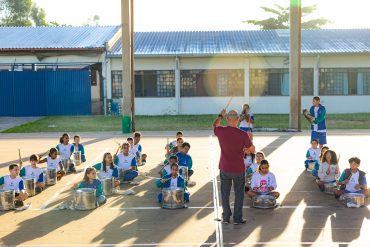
[115, 144, 121, 156]
[18, 149, 22, 169]
[224, 96, 234, 110]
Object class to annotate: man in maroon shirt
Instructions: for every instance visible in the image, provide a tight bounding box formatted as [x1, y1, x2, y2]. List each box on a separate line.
[213, 109, 255, 225]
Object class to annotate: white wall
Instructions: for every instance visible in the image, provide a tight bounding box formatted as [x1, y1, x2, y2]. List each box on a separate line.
[135, 98, 178, 115]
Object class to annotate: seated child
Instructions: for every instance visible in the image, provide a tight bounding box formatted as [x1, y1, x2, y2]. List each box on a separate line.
[19, 154, 45, 193]
[313, 146, 329, 178]
[166, 132, 184, 155]
[317, 150, 340, 192]
[70, 135, 86, 163]
[176, 142, 194, 178]
[246, 151, 264, 176]
[127, 137, 140, 158]
[159, 155, 178, 178]
[304, 139, 320, 173]
[244, 149, 255, 172]
[0, 164, 28, 207]
[56, 133, 76, 173]
[334, 157, 368, 198]
[114, 142, 138, 182]
[39, 148, 65, 181]
[133, 132, 147, 165]
[76, 167, 106, 205]
[156, 163, 190, 204]
[93, 152, 120, 188]
[247, 159, 280, 199]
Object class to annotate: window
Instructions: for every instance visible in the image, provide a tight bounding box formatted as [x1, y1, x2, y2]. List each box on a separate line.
[180, 69, 244, 97]
[135, 70, 175, 97]
[112, 71, 123, 98]
[250, 68, 313, 96]
[319, 68, 370, 95]
[111, 70, 175, 98]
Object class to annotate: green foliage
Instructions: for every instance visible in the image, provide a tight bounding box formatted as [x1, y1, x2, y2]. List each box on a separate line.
[244, 4, 330, 30]
[0, 0, 62, 26]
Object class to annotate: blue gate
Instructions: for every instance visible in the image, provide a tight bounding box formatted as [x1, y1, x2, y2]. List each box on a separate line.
[0, 70, 91, 116]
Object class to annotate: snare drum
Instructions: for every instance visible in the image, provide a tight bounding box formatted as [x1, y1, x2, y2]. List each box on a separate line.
[307, 162, 316, 171]
[162, 188, 184, 209]
[0, 189, 15, 211]
[252, 194, 276, 209]
[101, 177, 114, 196]
[74, 188, 96, 210]
[245, 175, 252, 189]
[324, 182, 337, 194]
[179, 166, 188, 181]
[45, 168, 57, 186]
[340, 193, 366, 208]
[24, 177, 36, 197]
[73, 151, 82, 166]
[61, 159, 71, 172]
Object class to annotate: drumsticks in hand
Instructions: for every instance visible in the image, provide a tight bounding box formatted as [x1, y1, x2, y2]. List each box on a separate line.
[18, 149, 23, 169]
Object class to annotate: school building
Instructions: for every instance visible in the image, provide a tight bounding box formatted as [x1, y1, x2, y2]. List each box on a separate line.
[1, 27, 370, 116]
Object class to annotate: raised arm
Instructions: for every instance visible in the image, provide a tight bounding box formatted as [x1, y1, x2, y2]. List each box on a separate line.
[213, 109, 226, 127]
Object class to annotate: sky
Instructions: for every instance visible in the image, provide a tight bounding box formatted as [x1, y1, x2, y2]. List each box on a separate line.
[33, 0, 370, 31]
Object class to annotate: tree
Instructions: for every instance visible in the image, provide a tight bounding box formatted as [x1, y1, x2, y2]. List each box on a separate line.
[0, 0, 54, 26]
[83, 15, 100, 26]
[244, 4, 330, 29]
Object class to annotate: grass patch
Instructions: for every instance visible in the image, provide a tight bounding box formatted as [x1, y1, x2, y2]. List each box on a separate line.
[2, 114, 370, 133]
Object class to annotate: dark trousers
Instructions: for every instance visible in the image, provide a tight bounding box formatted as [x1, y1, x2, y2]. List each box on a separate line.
[220, 171, 245, 222]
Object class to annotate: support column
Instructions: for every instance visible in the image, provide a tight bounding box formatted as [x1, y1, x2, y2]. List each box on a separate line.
[313, 55, 320, 96]
[121, 0, 133, 133]
[289, 0, 302, 130]
[106, 58, 112, 100]
[175, 57, 181, 114]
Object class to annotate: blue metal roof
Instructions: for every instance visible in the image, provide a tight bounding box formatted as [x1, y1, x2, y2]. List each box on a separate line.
[0, 26, 120, 50]
[108, 29, 370, 57]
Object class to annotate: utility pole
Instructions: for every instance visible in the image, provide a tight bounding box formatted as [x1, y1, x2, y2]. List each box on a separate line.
[289, 0, 302, 130]
[121, 0, 134, 133]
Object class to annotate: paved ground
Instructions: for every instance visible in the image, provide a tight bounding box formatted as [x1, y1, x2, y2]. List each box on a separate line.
[0, 130, 370, 247]
[0, 117, 41, 132]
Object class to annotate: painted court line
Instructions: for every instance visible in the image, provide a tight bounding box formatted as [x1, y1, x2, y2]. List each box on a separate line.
[39, 149, 108, 209]
[210, 135, 223, 247]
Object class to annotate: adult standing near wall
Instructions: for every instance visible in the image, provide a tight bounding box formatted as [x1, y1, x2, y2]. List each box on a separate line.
[309, 96, 327, 148]
[213, 109, 255, 225]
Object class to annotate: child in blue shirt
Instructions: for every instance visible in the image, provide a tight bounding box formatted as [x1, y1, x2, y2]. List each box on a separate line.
[76, 167, 106, 205]
[304, 139, 321, 175]
[156, 163, 190, 204]
[334, 157, 368, 199]
[19, 154, 45, 194]
[176, 142, 194, 178]
[0, 163, 28, 207]
[70, 135, 86, 163]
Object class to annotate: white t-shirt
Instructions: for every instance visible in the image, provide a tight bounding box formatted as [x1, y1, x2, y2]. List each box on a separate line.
[249, 163, 259, 173]
[116, 153, 136, 171]
[346, 171, 360, 192]
[47, 156, 61, 171]
[2, 175, 24, 192]
[313, 106, 326, 133]
[318, 162, 340, 182]
[307, 147, 321, 162]
[57, 143, 73, 160]
[251, 172, 277, 192]
[170, 178, 178, 189]
[239, 113, 254, 129]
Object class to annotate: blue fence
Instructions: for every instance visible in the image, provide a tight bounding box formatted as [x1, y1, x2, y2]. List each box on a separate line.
[0, 70, 91, 116]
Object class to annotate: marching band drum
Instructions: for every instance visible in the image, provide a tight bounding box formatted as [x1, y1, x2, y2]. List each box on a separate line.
[24, 177, 36, 197]
[74, 188, 96, 210]
[0, 189, 15, 211]
[252, 194, 277, 209]
[162, 188, 184, 209]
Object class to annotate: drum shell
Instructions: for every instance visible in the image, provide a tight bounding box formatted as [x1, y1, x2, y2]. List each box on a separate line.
[252, 195, 276, 209]
[324, 182, 336, 194]
[307, 162, 316, 171]
[0, 189, 15, 211]
[73, 151, 82, 166]
[101, 177, 114, 196]
[162, 188, 184, 209]
[74, 188, 96, 210]
[179, 167, 188, 181]
[45, 168, 57, 186]
[245, 175, 252, 188]
[61, 159, 71, 171]
[341, 193, 366, 207]
[24, 178, 36, 197]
